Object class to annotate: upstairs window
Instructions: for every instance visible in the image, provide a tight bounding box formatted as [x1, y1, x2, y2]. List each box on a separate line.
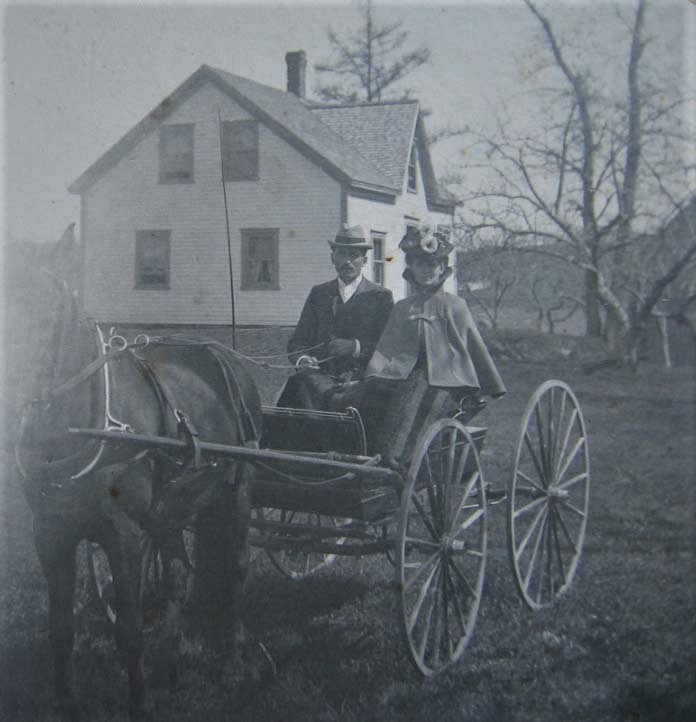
[222, 120, 259, 181]
[371, 231, 386, 286]
[159, 124, 194, 184]
[241, 228, 279, 290]
[135, 230, 170, 290]
[407, 140, 418, 192]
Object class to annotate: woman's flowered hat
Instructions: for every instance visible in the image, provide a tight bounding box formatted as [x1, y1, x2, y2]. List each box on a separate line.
[399, 225, 453, 260]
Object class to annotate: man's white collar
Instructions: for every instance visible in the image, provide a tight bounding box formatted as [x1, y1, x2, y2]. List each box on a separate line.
[338, 274, 363, 302]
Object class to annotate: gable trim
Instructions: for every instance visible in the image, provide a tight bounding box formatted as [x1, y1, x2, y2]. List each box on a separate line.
[69, 65, 399, 198]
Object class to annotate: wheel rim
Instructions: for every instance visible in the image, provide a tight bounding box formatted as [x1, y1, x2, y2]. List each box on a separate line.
[257, 508, 346, 580]
[397, 419, 487, 676]
[508, 380, 590, 610]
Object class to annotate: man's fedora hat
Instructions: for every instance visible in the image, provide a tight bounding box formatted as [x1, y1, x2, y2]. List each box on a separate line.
[329, 224, 372, 249]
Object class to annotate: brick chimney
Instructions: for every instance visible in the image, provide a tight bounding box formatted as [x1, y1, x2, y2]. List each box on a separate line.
[285, 50, 306, 99]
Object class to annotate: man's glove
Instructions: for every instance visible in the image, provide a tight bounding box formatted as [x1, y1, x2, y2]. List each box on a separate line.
[326, 338, 359, 358]
[296, 355, 320, 370]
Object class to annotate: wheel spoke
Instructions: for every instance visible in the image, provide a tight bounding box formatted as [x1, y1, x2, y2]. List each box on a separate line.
[441, 563, 454, 661]
[513, 494, 547, 520]
[404, 536, 441, 552]
[403, 549, 441, 592]
[550, 389, 567, 476]
[557, 471, 589, 490]
[524, 431, 549, 488]
[553, 408, 579, 480]
[546, 388, 555, 476]
[522, 506, 549, 593]
[550, 505, 567, 587]
[455, 507, 485, 535]
[450, 470, 482, 531]
[444, 559, 468, 639]
[445, 437, 470, 529]
[551, 504, 579, 555]
[560, 499, 587, 518]
[514, 501, 547, 562]
[410, 490, 441, 543]
[447, 555, 479, 599]
[424, 452, 443, 535]
[535, 404, 551, 482]
[545, 510, 554, 601]
[407, 557, 441, 634]
[415, 565, 439, 661]
[534, 514, 549, 604]
[555, 437, 586, 487]
[516, 468, 547, 494]
[431, 566, 445, 668]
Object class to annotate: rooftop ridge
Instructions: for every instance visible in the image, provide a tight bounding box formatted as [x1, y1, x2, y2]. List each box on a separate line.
[307, 98, 419, 110]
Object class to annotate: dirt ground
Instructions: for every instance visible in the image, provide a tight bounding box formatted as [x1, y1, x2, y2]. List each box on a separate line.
[1, 328, 694, 722]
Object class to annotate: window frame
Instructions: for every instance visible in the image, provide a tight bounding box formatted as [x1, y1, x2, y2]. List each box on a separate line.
[134, 229, 171, 290]
[222, 120, 259, 182]
[158, 124, 195, 184]
[241, 228, 279, 291]
[407, 140, 418, 193]
[371, 231, 386, 286]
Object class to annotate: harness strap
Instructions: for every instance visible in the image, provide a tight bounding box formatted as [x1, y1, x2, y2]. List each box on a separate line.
[209, 346, 260, 443]
[38, 342, 147, 402]
[130, 356, 180, 440]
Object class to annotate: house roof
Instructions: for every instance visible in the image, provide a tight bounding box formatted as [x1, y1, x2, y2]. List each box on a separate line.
[69, 64, 455, 211]
[310, 101, 418, 191]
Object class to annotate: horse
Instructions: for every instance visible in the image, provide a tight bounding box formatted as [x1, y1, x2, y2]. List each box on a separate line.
[13, 279, 262, 721]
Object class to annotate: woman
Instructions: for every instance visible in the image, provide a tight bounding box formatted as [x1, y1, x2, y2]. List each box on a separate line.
[357, 226, 506, 466]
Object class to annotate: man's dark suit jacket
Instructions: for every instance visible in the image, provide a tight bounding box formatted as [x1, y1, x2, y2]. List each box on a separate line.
[288, 277, 394, 377]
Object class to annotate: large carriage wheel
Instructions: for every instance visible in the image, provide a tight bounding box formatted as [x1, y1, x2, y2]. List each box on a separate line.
[508, 380, 590, 610]
[255, 508, 347, 580]
[397, 419, 488, 676]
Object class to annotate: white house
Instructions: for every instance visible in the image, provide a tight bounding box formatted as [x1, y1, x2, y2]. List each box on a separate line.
[69, 52, 456, 326]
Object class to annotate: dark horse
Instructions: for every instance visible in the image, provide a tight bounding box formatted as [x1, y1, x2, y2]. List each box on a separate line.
[14, 283, 262, 720]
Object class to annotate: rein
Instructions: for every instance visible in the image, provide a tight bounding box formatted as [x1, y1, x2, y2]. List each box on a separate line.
[37, 341, 148, 402]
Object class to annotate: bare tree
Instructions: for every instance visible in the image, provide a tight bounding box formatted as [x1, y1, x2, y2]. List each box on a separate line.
[456, 0, 695, 365]
[314, 0, 429, 103]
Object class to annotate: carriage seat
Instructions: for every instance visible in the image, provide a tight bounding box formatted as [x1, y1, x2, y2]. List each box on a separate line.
[260, 404, 367, 456]
[325, 377, 488, 467]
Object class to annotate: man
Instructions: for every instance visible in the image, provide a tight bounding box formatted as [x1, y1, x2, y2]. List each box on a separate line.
[277, 224, 394, 411]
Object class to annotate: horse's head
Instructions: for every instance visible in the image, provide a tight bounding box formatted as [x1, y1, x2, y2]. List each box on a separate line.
[8, 262, 103, 470]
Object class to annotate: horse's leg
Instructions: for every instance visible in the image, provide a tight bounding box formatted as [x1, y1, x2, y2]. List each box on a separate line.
[225, 464, 251, 663]
[151, 532, 189, 688]
[33, 515, 81, 719]
[101, 514, 149, 721]
[190, 463, 250, 658]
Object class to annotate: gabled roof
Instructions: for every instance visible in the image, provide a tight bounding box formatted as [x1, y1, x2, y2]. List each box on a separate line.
[310, 103, 454, 211]
[69, 64, 455, 212]
[311, 101, 419, 190]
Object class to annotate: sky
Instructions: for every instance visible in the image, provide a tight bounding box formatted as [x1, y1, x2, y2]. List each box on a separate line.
[1, 0, 694, 245]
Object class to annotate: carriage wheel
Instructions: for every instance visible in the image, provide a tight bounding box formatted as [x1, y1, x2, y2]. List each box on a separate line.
[508, 380, 590, 610]
[88, 530, 194, 628]
[255, 508, 347, 580]
[397, 419, 487, 676]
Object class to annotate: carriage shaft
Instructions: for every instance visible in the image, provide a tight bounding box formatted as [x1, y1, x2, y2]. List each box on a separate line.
[69, 427, 401, 483]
